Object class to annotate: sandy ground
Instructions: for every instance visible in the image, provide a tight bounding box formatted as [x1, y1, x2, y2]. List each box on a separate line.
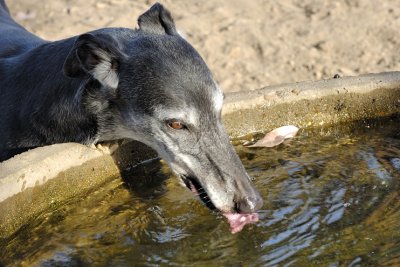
[6, 0, 400, 92]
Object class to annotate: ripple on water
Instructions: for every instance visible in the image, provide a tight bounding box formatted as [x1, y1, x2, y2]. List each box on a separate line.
[1, 117, 399, 266]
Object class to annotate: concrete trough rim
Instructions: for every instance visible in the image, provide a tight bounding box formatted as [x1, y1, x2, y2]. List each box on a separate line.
[223, 71, 400, 115]
[0, 143, 107, 202]
[0, 71, 399, 240]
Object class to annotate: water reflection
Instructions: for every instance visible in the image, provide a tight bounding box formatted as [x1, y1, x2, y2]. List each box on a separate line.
[358, 149, 392, 182]
[241, 118, 400, 266]
[1, 118, 399, 266]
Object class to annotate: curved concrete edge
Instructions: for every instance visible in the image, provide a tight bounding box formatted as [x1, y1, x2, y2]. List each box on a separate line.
[0, 154, 120, 240]
[222, 71, 400, 115]
[0, 143, 107, 202]
[0, 141, 156, 239]
[222, 72, 400, 137]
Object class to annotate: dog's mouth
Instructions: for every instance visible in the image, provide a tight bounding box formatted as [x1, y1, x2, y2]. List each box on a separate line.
[180, 175, 259, 233]
[180, 175, 217, 210]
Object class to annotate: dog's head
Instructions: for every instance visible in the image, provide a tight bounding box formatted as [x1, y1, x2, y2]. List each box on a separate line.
[63, 3, 263, 215]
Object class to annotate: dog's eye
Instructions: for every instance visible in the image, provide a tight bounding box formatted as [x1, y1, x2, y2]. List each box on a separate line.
[167, 120, 186, 130]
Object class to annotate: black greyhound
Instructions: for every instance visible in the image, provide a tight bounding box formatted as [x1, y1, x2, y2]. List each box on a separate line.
[0, 1, 262, 231]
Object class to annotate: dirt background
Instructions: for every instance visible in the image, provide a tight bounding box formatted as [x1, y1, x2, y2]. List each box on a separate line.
[7, 0, 400, 92]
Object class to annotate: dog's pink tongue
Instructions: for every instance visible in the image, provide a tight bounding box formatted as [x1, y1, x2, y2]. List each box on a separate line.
[223, 213, 259, 234]
[187, 181, 259, 233]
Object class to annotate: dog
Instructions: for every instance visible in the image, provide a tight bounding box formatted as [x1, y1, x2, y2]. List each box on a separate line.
[0, 1, 262, 223]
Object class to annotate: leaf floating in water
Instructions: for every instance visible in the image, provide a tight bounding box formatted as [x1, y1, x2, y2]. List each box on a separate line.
[247, 125, 299, 148]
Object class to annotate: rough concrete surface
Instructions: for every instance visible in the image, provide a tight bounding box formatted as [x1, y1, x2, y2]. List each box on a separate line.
[0, 143, 106, 202]
[223, 71, 400, 115]
[223, 72, 400, 136]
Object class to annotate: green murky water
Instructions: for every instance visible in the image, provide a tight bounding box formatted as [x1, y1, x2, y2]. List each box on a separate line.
[1, 117, 400, 266]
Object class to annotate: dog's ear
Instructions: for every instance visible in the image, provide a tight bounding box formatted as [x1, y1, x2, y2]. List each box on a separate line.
[63, 34, 122, 89]
[138, 3, 177, 35]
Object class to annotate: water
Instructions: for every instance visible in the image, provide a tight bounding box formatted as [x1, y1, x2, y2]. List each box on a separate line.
[1, 117, 400, 266]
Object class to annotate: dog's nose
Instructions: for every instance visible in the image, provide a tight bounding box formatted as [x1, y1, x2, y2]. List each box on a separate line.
[235, 193, 263, 213]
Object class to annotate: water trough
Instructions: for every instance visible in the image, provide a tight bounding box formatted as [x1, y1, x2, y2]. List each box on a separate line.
[1, 71, 399, 241]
